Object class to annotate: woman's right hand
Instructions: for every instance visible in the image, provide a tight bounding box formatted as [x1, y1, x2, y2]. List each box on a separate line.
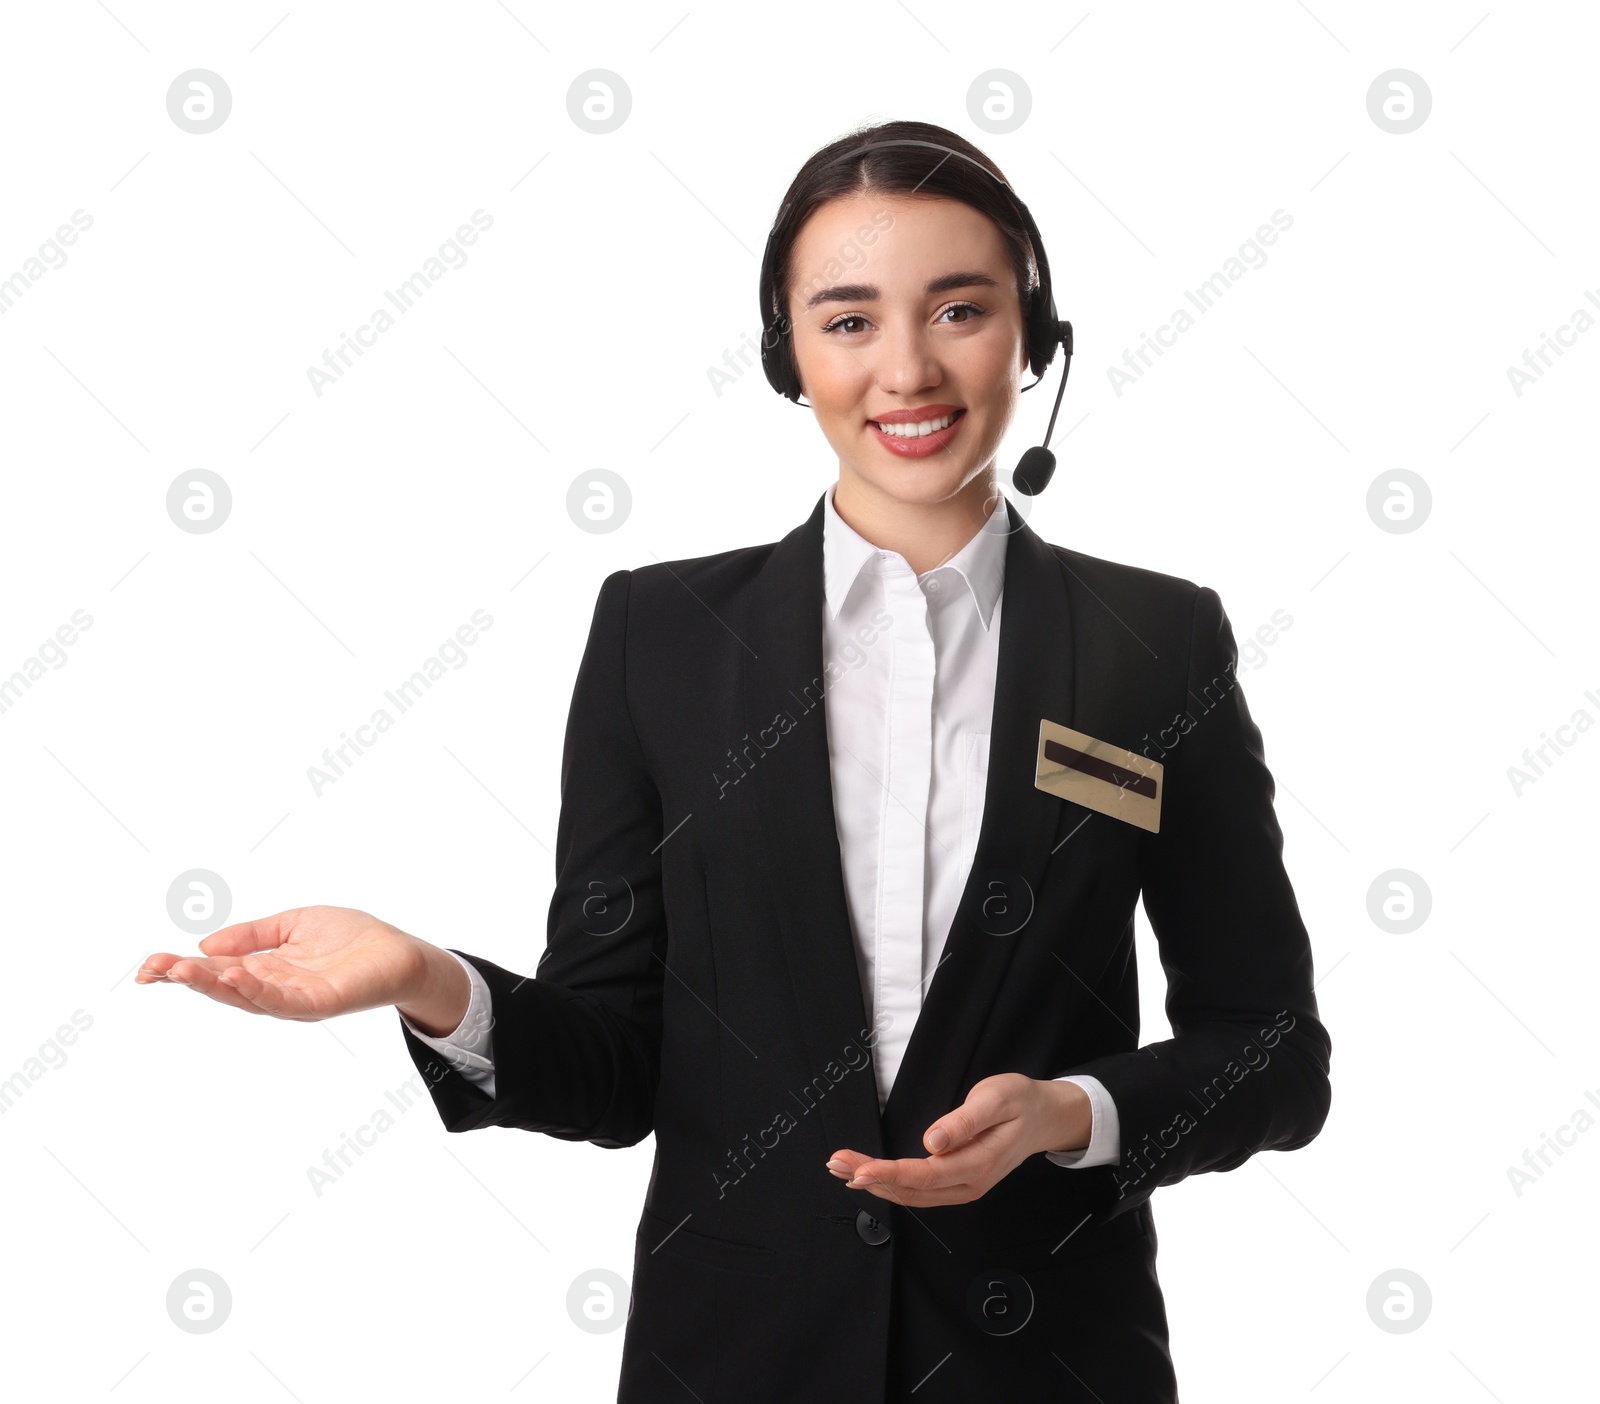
[136, 905, 456, 1027]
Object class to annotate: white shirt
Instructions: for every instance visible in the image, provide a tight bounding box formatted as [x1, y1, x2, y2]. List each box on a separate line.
[403, 484, 1120, 1170]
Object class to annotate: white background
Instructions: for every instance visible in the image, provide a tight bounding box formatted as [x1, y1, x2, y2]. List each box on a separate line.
[1, 1, 1595, 1399]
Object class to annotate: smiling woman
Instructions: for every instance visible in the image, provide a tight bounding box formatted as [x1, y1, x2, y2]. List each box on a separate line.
[758, 126, 1076, 564]
[140, 117, 1331, 1404]
[789, 190, 1027, 539]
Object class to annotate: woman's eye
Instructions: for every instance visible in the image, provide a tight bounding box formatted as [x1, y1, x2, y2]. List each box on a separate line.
[823, 314, 869, 335]
[823, 303, 984, 335]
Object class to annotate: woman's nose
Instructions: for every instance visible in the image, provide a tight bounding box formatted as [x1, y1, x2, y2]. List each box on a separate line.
[869, 326, 942, 396]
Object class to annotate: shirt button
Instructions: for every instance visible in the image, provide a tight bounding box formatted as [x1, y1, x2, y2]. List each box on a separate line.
[855, 1207, 891, 1246]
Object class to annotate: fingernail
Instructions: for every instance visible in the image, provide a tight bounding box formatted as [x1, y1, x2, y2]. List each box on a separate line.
[825, 1159, 848, 1175]
[926, 1128, 950, 1152]
[848, 1174, 876, 1188]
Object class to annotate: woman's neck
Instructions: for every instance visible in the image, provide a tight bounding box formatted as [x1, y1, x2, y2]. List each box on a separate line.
[832, 468, 1001, 575]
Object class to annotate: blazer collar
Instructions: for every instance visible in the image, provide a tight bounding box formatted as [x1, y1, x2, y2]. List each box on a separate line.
[822, 483, 1007, 631]
[742, 488, 1078, 1160]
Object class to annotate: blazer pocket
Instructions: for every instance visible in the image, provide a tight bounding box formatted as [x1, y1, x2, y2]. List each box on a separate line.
[638, 1204, 777, 1278]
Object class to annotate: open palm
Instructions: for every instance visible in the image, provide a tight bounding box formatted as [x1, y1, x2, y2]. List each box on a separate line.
[137, 905, 425, 1022]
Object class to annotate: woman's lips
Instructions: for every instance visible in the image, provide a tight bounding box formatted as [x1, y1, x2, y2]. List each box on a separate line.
[867, 408, 967, 458]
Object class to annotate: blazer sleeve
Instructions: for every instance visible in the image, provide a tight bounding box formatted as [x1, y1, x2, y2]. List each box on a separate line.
[1060, 584, 1333, 1220]
[397, 568, 668, 1149]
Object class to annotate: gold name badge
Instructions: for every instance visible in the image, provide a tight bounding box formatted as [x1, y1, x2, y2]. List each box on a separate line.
[1034, 719, 1164, 833]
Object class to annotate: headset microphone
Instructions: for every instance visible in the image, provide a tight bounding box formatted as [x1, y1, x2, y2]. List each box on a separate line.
[1011, 320, 1072, 497]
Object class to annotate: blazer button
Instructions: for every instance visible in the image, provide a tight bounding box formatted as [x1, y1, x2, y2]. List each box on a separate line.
[966, 1269, 1034, 1335]
[855, 1208, 891, 1246]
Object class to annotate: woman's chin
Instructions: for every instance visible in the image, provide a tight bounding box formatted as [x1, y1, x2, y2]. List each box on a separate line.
[844, 456, 983, 508]
[838, 447, 985, 502]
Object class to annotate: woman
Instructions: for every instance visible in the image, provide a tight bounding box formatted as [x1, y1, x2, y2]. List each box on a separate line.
[139, 119, 1332, 1402]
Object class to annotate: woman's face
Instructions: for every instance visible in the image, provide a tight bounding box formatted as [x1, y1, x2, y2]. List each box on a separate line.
[784, 191, 1030, 509]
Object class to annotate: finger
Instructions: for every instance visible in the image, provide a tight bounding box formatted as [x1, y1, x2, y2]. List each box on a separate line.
[847, 1154, 962, 1194]
[853, 1126, 1020, 1194]
[829, 1150, 963, 1200]
[165, 960, 269, 1016]
[198, 910, 302, 958]
[885, 1141, 1002, 1194]
[860, 1180, 973, 1207]
[215, 965, 322, 1021]
[856, 1170, 976, 1209]
[136, 952, 183, 982]
[137, 953, 241, 983]
[826, 1150, 873, 1179]
[922, 1075, 1020, 1155]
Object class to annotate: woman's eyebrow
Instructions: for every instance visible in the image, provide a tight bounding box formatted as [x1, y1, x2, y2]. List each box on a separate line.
[803, 270, 1001, 311]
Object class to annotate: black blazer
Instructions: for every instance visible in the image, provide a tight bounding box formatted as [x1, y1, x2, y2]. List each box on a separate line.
[400, 490, 1332, 1402]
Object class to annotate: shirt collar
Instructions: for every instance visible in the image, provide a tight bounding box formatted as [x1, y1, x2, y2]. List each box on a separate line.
[822, 484, 1007, 631]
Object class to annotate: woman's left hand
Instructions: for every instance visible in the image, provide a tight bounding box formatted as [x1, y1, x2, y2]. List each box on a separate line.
[825, 1073, 1091, 1207]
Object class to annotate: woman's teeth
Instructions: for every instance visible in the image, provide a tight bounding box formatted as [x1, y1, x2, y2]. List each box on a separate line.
[871, 410, 962, 438]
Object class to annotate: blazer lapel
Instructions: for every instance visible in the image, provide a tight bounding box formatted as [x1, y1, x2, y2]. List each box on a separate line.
[742, 491, 886, 1161]
[742, 490, 1077, 1160]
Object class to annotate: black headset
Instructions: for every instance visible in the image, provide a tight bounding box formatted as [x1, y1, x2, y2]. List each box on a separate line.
[757, 137, 1073, 496]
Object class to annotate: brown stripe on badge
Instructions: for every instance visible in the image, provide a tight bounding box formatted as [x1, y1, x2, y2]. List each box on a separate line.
[1034, 719, 1164, 833]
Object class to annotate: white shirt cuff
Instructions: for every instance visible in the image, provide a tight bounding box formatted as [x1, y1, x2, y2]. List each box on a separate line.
[1043, 1073, 1121, 1168]
[398, 950, 497, 1097]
